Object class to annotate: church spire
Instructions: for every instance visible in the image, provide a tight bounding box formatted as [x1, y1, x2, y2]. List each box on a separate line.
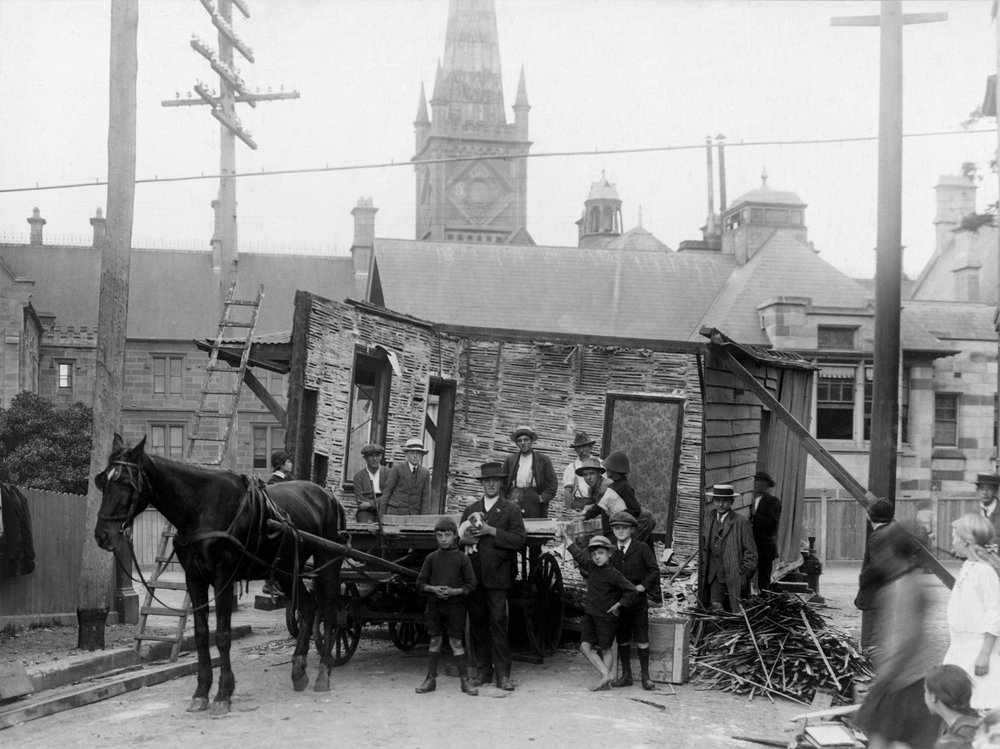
[415, 82, 429, 125]
[515, 65, 529, 108]
[440, 0, 506, 125]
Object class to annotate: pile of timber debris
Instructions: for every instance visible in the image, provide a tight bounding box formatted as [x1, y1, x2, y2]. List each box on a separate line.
[690, 594, 874, 706]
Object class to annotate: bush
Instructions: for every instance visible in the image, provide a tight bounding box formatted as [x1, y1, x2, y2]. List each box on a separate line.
[0, 391, 92, 494]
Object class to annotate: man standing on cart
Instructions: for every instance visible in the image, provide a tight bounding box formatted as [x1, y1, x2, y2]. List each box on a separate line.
[502, 425, 558, 519]
[461, 461, 527, 691]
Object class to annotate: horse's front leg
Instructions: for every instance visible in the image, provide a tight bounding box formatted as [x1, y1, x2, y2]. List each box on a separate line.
[185, 576, 213, 713]
[210, 576, 236, 715]
[291, 570, 316, 692]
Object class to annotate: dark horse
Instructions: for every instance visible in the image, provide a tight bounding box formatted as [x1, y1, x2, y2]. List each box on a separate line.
[93, 434, 345, 714]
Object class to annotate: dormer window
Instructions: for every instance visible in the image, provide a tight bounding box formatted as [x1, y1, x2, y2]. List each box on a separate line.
[817, 325, 857, 350]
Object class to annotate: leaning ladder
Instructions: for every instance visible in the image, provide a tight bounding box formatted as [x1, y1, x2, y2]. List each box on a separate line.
[133, 279, 265, 661]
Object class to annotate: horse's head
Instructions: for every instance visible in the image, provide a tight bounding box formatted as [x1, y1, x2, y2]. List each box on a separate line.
[93, 434, 151, 551]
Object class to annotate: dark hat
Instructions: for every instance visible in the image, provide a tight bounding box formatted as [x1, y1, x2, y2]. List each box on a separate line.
[403, 438, 429, 453]
[570, 431, 596, 448]
[271, 449, 292, 469]
[587, 535, 614, 551]
[706, 484, 736, 501]
[361, 443, 384, 457]
[868, 498, 894, 523]
[754, 471, 776, 488]
[609, 511, 637, 528]
[603, 451, 630, 475]
[510, 425, 538, 442]
[477, 461, 506, 480]
[434, 516, 458, 534]
[574, 457, 606, 476]
[975, 472, 1000, 487]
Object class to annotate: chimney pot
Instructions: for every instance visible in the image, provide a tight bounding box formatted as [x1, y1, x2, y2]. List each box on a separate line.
[90, 207, 106, 248]
[27, 207, 46, 245]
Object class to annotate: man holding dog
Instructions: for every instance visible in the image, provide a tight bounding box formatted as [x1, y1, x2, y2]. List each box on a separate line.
[461, 461, 527, 691]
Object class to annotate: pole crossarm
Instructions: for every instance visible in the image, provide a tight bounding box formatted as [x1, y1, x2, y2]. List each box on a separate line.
[162, 90, 300, 107]
[831, 12, 948, 26]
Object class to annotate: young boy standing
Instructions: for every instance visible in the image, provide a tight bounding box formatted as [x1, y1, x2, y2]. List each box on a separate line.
[608, 511, 660, 690]
[559, 531, 638, 691]
[415, 516, 479, 696]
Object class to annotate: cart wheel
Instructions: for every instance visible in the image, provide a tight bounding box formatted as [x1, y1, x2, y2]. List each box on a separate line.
[525, 554, 564, 657]
[313, 581, 362, 666]
[389, 618, 426, 651]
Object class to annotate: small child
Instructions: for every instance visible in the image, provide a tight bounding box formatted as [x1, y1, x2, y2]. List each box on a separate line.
[415, 516, 479, 696]
[559, 530, 638, 691]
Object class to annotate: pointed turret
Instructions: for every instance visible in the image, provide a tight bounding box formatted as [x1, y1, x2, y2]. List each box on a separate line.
[439, 0, 506, 125]
[514, 65, 530, 139]
[415, 82, 430, 150]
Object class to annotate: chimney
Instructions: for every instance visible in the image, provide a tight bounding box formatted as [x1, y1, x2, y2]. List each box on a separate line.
[934, 174, 977, 253]
[27, 207, 46, 245]
[705, 137, 716, 238]
[716, 135, 727, 212]
[90, 207, 106, 248]
[350, 197, 378, 300]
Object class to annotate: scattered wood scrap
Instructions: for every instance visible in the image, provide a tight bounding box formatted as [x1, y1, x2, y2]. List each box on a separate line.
[689, 594, 873, 705]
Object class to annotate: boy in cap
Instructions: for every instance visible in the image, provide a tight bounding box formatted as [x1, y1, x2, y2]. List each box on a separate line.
[380, 438, 432, 516]
[415, 516, 479, 696]
[557, 529, 639, 691]
[266, 450, 293, 485]
[354, 444, 389, 523]
[609, 511, 660, 690]
[461, 461, 527, 691]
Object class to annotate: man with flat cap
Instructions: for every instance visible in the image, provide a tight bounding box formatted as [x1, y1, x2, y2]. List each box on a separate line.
[974, 472, 1000, 540]
[563, 431, 600, 511]
[700, 485, 757, 613]
[379, 438, 432, 516]
[354, 444, 389, 523]
[750, 471, 782, 592]
[461, 461, 527, 691]
[502, 425, 558, 519]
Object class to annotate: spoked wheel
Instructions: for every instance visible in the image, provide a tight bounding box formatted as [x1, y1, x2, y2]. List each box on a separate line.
[313, 581, 362, 666]
[525, 553, 564, 657]
[389, 616, 426, 651]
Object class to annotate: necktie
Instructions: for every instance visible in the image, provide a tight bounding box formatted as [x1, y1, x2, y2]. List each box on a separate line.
[619, 544, 626, 553]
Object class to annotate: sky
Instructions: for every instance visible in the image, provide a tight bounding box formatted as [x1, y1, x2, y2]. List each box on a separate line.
[0, 0, 997, 279]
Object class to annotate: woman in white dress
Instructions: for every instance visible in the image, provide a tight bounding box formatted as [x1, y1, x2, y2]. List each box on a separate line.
[945, 513, 1000, 711]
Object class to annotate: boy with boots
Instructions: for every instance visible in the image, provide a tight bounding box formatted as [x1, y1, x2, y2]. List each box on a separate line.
[415, 516, 479, 696]
[609, 511, 660, 690]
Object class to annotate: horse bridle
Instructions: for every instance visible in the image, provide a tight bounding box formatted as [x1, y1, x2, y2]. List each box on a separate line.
[97, 458, 149, 531]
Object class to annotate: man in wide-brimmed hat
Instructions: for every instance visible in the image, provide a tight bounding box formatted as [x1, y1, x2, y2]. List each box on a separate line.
[379, 438, 432, 516]
[750, 471, 782, 592]
[700, 485, 756, 613]
[501, 425, 557, 519]
[562, 430, 600, 510]
[974, 472, 1000, 540]
[460, 461, 526, 692]
[354, 444, 389, 523]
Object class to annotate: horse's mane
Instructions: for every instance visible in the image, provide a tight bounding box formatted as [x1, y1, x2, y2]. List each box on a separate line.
[140, 450, 247, 487]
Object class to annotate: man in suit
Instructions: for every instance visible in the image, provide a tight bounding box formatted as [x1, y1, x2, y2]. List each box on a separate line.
[975, 472, 1000, 540]
[501, 425, 558, 519]
[354, 443, 389, 522]
[750, 470, 782, 592]
[379, 438, 432, 516]
[460, 461, 527, 692]
[700, 485, 756, 613]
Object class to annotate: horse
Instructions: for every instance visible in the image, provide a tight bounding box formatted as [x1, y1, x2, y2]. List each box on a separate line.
[93, 434, 346, 715]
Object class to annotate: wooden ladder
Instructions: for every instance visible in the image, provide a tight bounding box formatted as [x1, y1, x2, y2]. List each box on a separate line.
[133, 279, 265, 661]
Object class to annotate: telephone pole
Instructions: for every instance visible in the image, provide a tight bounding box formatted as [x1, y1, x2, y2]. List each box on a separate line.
[832, 2, 945, 505]
[162, 0, 298, 310]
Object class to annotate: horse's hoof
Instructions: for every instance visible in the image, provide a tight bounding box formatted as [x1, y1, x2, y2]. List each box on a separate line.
[209, 700, 231, 717]
[187, 697, 209, 713]
[314, 671, 331, 692]
[292, 673, 309, 692]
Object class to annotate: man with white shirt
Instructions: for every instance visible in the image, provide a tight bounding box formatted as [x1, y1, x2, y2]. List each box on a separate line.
[562, 431, 599, 511]
[974, 472, 1000, 541]
[501, 425, 557, 519]
[354, 443, 389, 522]
[460, 461, 526, 692]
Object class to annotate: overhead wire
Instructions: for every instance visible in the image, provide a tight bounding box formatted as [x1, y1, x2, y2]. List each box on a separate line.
[0, 127, 994, 195]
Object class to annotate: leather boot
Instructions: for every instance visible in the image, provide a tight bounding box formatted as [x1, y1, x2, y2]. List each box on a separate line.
[460, 677, 479, 696]
[415, 674, 437, 693]
[611, 645, 633, 687]
[638, 647, 655, 690]
[472, 667, 493, 688]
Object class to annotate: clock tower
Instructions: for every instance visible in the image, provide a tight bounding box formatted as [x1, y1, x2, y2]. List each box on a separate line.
[413, 0, 533, 245]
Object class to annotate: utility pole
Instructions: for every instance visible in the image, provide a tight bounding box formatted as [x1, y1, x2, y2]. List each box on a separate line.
[162, 0, 297, 469]
[832, 2, 946, 505]
[78, 0, 138, 650]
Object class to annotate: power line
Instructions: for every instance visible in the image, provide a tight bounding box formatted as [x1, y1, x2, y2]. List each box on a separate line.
[0, 127, 994, 195]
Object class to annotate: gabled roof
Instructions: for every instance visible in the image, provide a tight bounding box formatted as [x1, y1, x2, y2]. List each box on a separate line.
[371, 238, 735, 341]
[908, 225, 999, 305]
[0, 244, 354, 339]
[606, 226, 671, 253]
[901, 299, 998, 343]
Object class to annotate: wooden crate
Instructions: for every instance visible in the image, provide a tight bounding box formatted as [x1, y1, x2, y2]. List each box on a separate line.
[647, 616, 691, 684]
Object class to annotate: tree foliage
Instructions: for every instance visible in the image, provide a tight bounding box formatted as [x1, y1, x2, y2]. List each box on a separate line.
[0, 391, 93, 494]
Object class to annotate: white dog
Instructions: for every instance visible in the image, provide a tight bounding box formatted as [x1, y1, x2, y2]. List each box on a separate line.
[458, 511, 486, 555]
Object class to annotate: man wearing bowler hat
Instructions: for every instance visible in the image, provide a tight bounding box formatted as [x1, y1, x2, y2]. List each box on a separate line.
[502, 425, 558, 519]
[974, 472, 1000, 540]
[700, 485, 757, 613]
[461, 461, 526, 691]
[267, 449, 293, 485]
[379, 438, 432, 516]
[750, 471, 782, 592]
[354, 444, 389, 523]
[563, 431, 600, 511]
